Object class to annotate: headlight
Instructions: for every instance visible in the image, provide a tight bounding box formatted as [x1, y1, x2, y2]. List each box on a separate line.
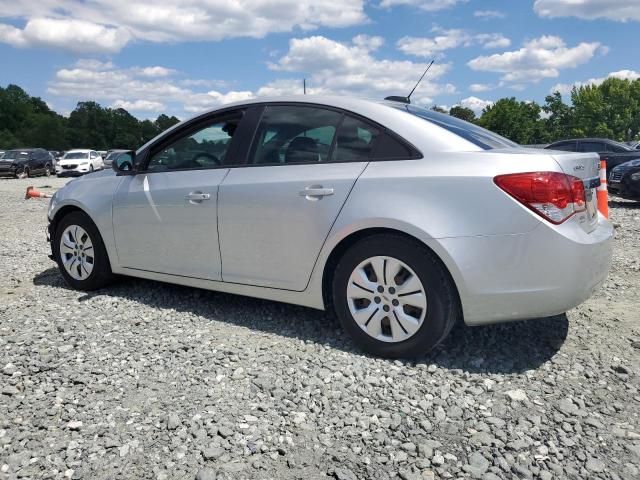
[48, 191, 58, 218]
[625, 159, 640, 167]
[631, 172, 640, 181]
[80, 161, 89, 165]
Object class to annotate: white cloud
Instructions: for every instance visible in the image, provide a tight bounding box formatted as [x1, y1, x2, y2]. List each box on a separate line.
[268, 35, 456, 102]
[456, 96, 493, 115]
[534, 0, 640, 22]
[551, 69, 640, 95]
[112, 99, 166, 112]
[397, 28, 510, 57]
[0, 17, 131, 53]
[47, 34, 460, 118]
[48, 59, 253, 117]
[467, 35, 604, 83]
[136, 66, 176, 78]
[474, 10, 506, 19]
[0, 1, 368, 53]
[469, 83, 492, 92]
[380, 0, 466, 11]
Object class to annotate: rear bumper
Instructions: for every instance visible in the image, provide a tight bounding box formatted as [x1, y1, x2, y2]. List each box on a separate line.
[439, 216, 614, 325]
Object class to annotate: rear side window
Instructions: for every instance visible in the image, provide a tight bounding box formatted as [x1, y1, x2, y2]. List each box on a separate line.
[332, 116, 380, 162]
[549, 141, 577, 152]
[393, 103, 518, 150]
[580, 142, 604, 153]
[249, 106, 342, 165]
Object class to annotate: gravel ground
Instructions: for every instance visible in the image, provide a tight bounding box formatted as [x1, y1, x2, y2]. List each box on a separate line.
[1, 176, 639, 480]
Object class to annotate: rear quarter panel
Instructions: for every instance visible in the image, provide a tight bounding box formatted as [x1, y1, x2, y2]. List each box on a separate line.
[307, 150, 561, 312]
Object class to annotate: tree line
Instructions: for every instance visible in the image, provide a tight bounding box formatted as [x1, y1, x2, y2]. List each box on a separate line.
[0, 84, 180, 151]
[445, 77, 640, 145]
[2, 77, 640, 150]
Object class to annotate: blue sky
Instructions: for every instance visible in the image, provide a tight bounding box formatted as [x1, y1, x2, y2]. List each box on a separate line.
[0, 0, 637, 119]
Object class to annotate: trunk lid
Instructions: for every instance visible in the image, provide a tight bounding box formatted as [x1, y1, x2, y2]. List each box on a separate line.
[551, 152, 601, 233]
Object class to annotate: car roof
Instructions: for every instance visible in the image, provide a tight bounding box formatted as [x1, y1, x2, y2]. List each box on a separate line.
[138, 95, 488, 154]
[66, 149, 93, 153]
[7, 148, 38, 152]
[550, 138, 619, 143]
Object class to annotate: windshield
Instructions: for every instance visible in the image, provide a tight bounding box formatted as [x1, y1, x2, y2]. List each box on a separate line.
[64, 152, 89, 159]
[105, 151, 122, 160]
[389, 103, 519, 150]
[609, 140, 633, 152]
[3, 151, 30, 160]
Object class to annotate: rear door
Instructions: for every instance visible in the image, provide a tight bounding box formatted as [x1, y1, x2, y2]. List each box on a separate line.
[112, 109, 245, 280]
[218, 105, 380, 290]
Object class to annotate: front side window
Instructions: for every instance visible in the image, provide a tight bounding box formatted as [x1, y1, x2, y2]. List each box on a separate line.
[148, 112, 243, 171]
[249, 106, 342, 165]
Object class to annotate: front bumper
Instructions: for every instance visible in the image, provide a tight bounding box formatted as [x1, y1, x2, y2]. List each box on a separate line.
[56, 164, 92, 176]
[438, 215, 614, 325]
[0, 167, 17, 177]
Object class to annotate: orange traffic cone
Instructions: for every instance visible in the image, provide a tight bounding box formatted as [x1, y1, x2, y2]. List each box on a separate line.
[25, 186, 53, 200]
[597, 160, 608, 218]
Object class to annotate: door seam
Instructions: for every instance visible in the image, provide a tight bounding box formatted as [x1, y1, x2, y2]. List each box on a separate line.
[217, 168, 231, 282]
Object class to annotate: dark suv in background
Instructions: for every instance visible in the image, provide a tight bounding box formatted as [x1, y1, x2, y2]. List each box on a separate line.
[545, 138, 640, 176]
[0, 148, 54, 178]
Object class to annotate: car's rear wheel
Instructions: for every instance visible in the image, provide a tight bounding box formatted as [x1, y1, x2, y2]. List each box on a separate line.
[53, 211, 114, 290]
[332, 234, 458, 358]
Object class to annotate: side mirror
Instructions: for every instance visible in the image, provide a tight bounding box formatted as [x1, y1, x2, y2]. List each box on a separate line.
[112, 151, 135, 174]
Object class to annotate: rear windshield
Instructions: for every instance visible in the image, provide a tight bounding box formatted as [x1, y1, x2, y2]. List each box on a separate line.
[390, 103, 518, 150]
[64, 152, 89, 159]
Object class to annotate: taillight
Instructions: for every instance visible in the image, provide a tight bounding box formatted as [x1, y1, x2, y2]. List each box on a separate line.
[494, 172, 587, 224]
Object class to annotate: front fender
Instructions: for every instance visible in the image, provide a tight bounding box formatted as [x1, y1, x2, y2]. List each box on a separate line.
[49, 174, 123, 270]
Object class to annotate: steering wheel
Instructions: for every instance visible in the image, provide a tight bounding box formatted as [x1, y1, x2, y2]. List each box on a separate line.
[191, 152, 220, 166]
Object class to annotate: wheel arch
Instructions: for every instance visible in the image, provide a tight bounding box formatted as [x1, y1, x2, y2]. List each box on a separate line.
[320, 227, 463, 316]
[50, 205, 90, 239]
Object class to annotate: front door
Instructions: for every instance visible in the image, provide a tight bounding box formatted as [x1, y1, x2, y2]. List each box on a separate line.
[112, 110, 244, 280]
[218, 105, 381, 290]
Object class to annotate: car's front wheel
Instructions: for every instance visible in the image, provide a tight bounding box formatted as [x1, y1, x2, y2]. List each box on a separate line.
[332, 234, 459, 358]
[44, 163, 51, 177]
[53, 211, 114, 290]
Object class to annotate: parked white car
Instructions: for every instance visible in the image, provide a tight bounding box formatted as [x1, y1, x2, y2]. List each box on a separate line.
[56, 150, 104, 177]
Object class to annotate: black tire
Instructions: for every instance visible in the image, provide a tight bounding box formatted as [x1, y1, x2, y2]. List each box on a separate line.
[89, 164, 94, 173]
[53, 211, 114, 290]
[15, 167, 29, 179]
[332, 234, 459, 358]
[44, 163, 51, 177]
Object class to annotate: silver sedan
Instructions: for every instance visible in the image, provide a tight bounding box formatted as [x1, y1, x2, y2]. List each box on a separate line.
[47, 96, 613, 357]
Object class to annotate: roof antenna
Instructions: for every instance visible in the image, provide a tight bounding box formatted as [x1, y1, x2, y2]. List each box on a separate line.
[385, 59, 435, 104]
[303, 78, 306, 95]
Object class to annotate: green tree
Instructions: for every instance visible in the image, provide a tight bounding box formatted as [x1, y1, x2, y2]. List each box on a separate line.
[477, 98, 548, 144]
[449, 106, 476, 123]
[542, 91, 573, 141]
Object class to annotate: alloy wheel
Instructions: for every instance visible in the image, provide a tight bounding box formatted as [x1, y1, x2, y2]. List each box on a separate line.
[346, 255, 427, 343]
[59, 225, 95, 281]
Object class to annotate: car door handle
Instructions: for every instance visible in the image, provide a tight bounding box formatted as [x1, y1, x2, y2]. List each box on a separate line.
[185, 192, 211, 203]
[299, 186, 334, 198]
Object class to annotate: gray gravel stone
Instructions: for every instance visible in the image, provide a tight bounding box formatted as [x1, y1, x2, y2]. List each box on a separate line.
[0, 178, 638, 480]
